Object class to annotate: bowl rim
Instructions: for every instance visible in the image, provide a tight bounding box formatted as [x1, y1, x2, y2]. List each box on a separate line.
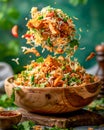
[0, 110, 22, 119]
[6, 76, 101, 90]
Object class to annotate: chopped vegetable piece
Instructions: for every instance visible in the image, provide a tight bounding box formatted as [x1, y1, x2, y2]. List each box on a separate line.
[11, 25, 18, 38]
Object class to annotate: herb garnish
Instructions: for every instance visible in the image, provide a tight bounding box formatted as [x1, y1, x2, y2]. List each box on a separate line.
[38, 16, 43, 20]
[68, 76, 81, 85]
[30, 75, 35, 85]
[13, 121, 34, 130]
[36, 56, 44, 63]
[46, 37, 53, 47]
[0, 94, 16, 108]
[70, 39, 79, 48]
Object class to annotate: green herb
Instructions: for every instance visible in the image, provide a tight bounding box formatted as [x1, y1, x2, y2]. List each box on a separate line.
[86, 98, 104, 111]
[14, 74, 18, 80]
[64, 73, 69, 79]
[39, 83, 46, 88]
[11, 88, 16, 102]
[28, 66, 33, 71]
[15, 87, 21, 91]
[72, 69, 76, 73]
[38, 68, 40, 71]
[0, 94, 16, 108]
[62, 77, 65, 81]
[11, 87, 21, 102]
[13, 121, 34, 130]
[21, 71, 28, 80]
[38, 15, 43, 20]
[30, 75, 34, 85]
[63, 17, 69, 22]
[32, 28, 37, 32]
[46, 73, 50, 78]
[70, 39, 79, 48]
[36, 56, 44, 63]
[62, 66, 66, 70]
[46, 6, 53, 12]
[13, 121, 69, 130]
[68, 76, 81, 85]
[46, 37, 53, 47]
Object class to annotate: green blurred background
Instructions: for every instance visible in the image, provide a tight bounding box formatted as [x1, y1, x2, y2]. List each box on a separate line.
[0, 0, 104, 73]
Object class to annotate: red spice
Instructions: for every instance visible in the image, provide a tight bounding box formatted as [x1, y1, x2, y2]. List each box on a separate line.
[11, 25, 18, 38]
[0, 112, 17, 117]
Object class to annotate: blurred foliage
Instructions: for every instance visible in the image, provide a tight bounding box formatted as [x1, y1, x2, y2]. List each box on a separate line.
[0, 0, 21, 73]
[0, 1, 20, 50]
[0, 94, 16, 108]
[85, 98, 104, 115]
[0, 41, 19, 59]
[69, 0, 88, 6]
[0, 5, 20, 29]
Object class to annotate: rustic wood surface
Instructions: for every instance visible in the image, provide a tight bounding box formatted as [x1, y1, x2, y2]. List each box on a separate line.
[19, 108, 104, 129]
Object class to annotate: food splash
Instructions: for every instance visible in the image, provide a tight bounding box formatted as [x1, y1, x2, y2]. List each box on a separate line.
[22, 6, 79, 56]
[14, 6, 95, 87]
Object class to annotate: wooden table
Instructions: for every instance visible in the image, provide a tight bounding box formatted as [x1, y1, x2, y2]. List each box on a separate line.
[19, 108, 104, 129]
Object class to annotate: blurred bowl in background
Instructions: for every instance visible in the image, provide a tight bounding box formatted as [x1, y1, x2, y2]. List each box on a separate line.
[0, 62, 13, 93]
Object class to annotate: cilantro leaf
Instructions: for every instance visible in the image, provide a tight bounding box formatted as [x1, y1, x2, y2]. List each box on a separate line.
[13, 121, 35, 130]
[38, 16, 43, 20]
[30, 75, 35, 85]
[46, 37, 53, 47]
[0, 94, 16, 108]
[36, 56, 44, 63]
[70, 39, 79, 48]
[11, 87, 21, 102]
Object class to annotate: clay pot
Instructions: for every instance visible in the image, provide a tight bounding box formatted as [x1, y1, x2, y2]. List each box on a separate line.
[5, 76, 101, 114]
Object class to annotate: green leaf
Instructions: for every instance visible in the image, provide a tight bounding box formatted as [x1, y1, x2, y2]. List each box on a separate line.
[36, 56, 44, 63]
[13, 121, 35, 130]
[68, 76, 81, 85]
[69, 0, 88, 6]
[0, 94, 16, 108]
[46, 37, 53, 47]
[11, 87, 21, 102]
[30, 75, 34, 85]
[62, 66, 66, 70]
[70, 39, 79, 48]
[0, 94, 8, 101]
[15, 87, 21, 91]
[11, 88, 15, 102]
[46, 73, 50, 78]
[38, 16, 43, 20]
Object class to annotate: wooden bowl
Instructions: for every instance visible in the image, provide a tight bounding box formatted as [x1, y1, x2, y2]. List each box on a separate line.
[0, 110, 22, 129]
[5, 76, 101, 114]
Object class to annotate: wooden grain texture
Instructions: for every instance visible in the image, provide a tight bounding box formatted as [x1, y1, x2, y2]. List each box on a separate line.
[19, 108, 104, 128]
[5, 77, 101, 114]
